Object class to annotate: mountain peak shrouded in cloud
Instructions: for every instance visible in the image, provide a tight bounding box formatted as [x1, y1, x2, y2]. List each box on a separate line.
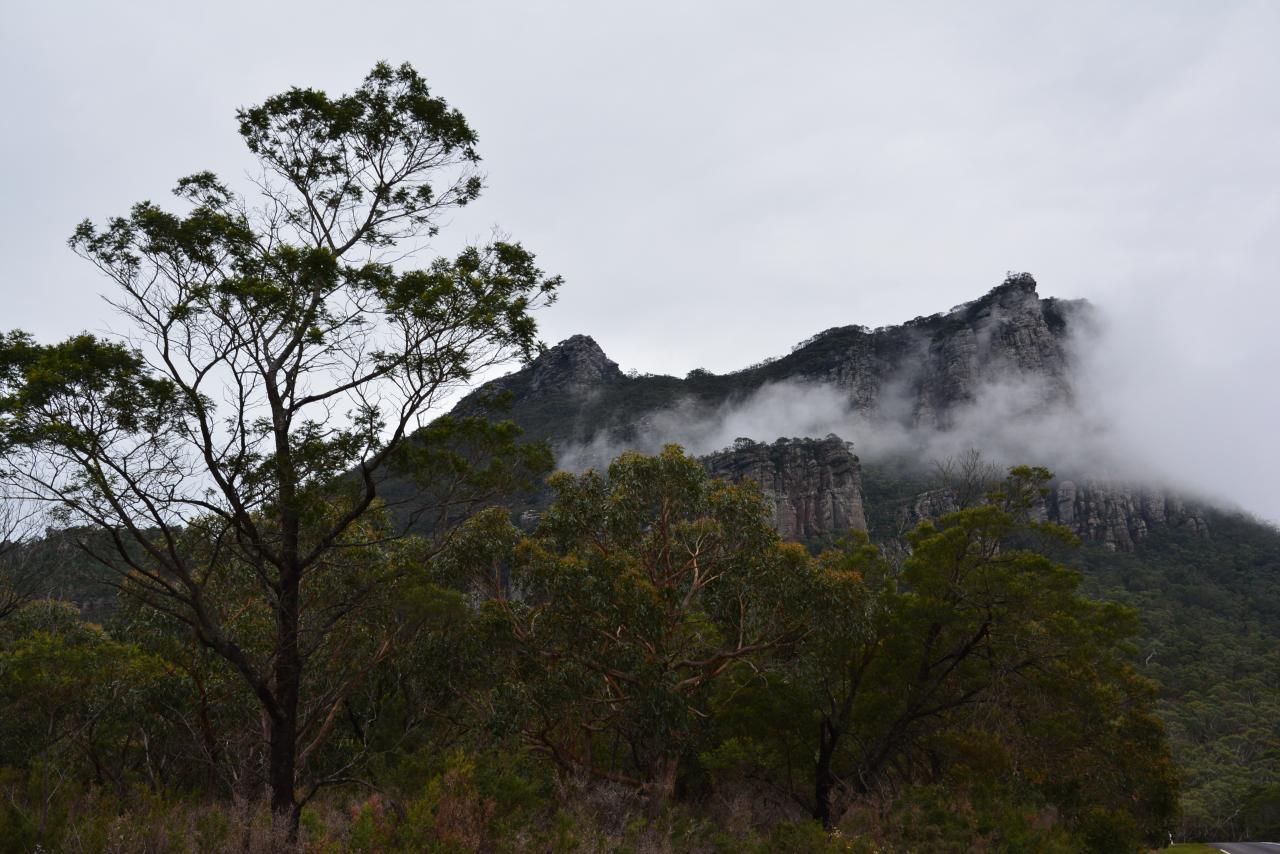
[0, 12, 1272, 553]
[5, 2, 1276, 518]
[453, 273, 1269, 523]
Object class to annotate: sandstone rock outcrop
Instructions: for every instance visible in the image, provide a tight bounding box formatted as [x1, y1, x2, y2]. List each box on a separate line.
[703, 435, 867, 543]
[519, 338, 619, 396]
[1049, 479, 1209, 551]
[455, 335, 621, 422]
[898, 480, 1209, 552]
[500, 334, 622, 397]
[512, 436, 868, 546]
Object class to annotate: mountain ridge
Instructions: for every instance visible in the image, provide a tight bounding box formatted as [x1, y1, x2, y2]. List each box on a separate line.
[457, 272, 1091, 449]
[449, 273, 1212, 551]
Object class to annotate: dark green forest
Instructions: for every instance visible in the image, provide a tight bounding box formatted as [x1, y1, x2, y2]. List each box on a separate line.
[1075, 510, 1280, 841]
[0, 451, 1188, 852]
[6, 459, 1276, 851]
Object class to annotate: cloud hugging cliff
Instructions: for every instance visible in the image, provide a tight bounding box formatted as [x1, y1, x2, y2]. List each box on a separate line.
[450, 272, 1270, 531]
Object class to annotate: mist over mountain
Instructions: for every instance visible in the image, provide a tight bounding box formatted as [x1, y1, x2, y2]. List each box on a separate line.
[456, 272, 1241, 522]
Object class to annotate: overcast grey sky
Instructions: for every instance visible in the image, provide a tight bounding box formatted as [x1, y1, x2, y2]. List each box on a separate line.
[2, 1, 1278, 518]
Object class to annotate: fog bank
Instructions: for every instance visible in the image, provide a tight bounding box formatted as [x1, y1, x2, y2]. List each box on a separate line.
[558, 296, 1278, 523]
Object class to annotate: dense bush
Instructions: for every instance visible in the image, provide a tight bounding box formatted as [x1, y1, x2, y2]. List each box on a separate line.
[0, 449, 1180, 852]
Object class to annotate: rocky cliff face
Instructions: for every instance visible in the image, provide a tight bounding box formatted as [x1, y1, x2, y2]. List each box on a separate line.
[450, 334, 626, 446]
[913, 275, 1080, 427]
[514, 436, 868, 546]
[703, 436, 867, 543]
[898, 480, 1209, 552]
[1049, 479, 1209, 551]
[790, 273, 1085, 428]
[444, 273, 1209, 553]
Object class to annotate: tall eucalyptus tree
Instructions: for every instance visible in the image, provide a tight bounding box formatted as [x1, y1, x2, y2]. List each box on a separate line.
[0, 61, 558, 834]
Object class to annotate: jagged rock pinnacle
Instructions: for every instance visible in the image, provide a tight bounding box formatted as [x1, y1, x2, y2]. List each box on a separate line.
[526, 335, 623, 394]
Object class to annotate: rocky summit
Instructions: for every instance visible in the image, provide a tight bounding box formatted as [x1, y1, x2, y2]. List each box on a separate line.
[449, 273, 1209, 552]
[795, 271, 1084, 428]
[496, 334, 622, 397]
[453, 272, 1089, 448]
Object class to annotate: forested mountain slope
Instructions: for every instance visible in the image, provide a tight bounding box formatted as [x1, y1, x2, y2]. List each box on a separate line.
[446, 273, 1280, 840]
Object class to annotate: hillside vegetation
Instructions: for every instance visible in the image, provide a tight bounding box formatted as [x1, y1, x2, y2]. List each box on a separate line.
[0, 452, 1185, 852]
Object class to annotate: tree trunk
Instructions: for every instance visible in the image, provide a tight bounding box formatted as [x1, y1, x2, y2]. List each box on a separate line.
[267, 386, 303, 843]
[646, 755, 679, 816]
[814, 721, 839, 830]
[269, 568, 302, 841]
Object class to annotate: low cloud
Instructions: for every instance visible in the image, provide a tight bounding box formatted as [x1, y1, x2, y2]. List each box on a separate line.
[558, 375, 1126, 482]
[556, 303, 1268, 520]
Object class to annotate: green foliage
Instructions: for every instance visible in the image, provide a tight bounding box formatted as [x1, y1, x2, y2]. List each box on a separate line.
[1075, 806, 1142, 854]
[751, 820, 865, 853]
[1072, 509, 1280, 840]
[708, 467, 1177, 844]
[0, 602, 172, 768]
[0, 601, 182, 850]
[0, 60, 561, 833]
[237, 61, 482, 249]
[1242, 782, 1280, 840]
[838, 781, 1082, 853]
[445, 446, 816, 807]
[0, 331, 184, 456]
[0, 444, 1201, 850]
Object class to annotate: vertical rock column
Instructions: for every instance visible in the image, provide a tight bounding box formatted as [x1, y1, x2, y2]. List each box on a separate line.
[703, 435, 868, 544]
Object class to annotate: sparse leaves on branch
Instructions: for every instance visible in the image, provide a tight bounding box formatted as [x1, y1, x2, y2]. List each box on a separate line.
[0, 61, 559, 837]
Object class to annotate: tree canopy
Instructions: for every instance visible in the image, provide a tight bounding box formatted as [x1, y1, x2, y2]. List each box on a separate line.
[0, 61, 559, 837]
